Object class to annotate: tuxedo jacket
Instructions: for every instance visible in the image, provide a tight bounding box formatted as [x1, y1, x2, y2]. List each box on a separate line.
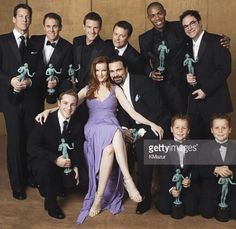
[117, 73, 169, 131]
[27, 111, 84, 168]
[0, 32, 43, 114]
[197, 140, 236, 203]
[105, 39, 144, 75]
[159, 143, 196, 192]
[73, 35, 114, 89]
[139, 21, 186, 88]
[186, 31, 233, 115]
[30, 35, 73, 103]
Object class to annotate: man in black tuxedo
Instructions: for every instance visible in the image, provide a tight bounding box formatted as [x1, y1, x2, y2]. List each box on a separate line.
[31, 12, 73, 104]
[139, 2, 187, 115]
[27, 90, 84, 219]
[73, 12, 114, 90]
[108, 56, 170, 214]
[198, 114, 236, 220]
[139, 2, 230, 116]
[106, 20, 144, 75]
[180, 10, 233, 139]
[0, 4, 43, 200]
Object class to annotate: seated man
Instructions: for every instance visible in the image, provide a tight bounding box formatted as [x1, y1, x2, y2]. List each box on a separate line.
[27, 89, 84, 219]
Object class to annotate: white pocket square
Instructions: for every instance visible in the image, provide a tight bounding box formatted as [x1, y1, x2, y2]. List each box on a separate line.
[135, 94, 140, 102]
[30, 51, 38, 54]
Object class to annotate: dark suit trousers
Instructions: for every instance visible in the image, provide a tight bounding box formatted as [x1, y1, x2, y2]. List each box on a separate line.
[3, 103, 36, 192]
[199, 181, 236, 219]
[32, 160, 63, 209]
[136, 127, 157, 199]
[158, 81, 186, 116]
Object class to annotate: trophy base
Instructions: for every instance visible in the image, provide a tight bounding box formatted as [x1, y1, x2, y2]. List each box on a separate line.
[215, 206, 229, 222]
[171, 204, 184, 219]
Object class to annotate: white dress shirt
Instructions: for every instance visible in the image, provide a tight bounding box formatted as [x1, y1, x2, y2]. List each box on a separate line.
[43, 37, 59, 64]
[192, 30, 205, 60]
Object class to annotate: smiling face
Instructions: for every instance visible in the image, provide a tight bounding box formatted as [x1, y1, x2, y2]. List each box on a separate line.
[84, 19, 101, 45]
[109, 61, 128, 85]
[58, 94, 77, 119]
[171, 119, 190, 142]
[13, 8, 31, 34]
[182, 15, 202, 41]
[147, 4, 166, 31]
[95, 62, 109, 83]
[112, 26, 129, 49]
[211, 119, 231, 142]
[43, 17, 61, 42]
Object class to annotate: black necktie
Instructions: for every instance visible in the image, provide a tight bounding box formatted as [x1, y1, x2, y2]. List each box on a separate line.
[62, 120, 68, 136]
[46, 40, 56, 48]
[115, 49, 119, 56]
[19, 36, 26, 60]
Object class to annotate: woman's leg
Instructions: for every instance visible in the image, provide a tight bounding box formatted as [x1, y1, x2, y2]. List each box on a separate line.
[112, 130, 142, 202]
[89, 145, 114, 217]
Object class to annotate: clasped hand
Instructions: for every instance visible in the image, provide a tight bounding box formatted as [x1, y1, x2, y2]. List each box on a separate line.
[11, 76, 31, 92]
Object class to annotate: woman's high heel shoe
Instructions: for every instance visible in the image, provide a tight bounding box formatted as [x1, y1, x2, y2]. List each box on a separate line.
[89, 193, 103, 217]
[124, 177, 142, 203]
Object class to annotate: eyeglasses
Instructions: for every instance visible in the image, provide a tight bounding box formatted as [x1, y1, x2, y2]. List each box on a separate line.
[183, 20, 198, 30]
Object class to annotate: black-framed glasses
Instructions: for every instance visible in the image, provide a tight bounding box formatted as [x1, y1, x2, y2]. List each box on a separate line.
[183, 20, 198, 30]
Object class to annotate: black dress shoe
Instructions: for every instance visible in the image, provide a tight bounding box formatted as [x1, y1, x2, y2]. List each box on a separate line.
[47, 207, 65, 219]
[13, 190, 26, 200]
[136, 198, 151, 214]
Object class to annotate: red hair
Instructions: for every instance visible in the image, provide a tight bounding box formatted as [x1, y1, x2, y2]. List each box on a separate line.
[86, 56, 112, 99]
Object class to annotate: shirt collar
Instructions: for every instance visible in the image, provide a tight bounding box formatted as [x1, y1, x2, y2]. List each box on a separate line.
[13, 29, 27, 40]
[115, 43, 128, 56]
[192, 30, 205, 46]
[45, 36, 60, 46]
[121, 72, 130, 88]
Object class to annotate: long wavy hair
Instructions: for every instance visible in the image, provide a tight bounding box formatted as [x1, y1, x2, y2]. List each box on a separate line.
[86, 56, 112, 99]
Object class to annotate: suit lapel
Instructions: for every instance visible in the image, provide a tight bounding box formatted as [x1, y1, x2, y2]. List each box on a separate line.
[8, 33, 22, 64]
[129, 74, 136, 104]
[49, 38, 63, 66]
[196, 32, 207, 62]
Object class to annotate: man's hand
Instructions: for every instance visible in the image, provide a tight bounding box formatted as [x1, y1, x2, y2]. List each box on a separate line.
[182, 177, 191, 188]
[35, 109, 50, 124]
[47, 79, 57, 89]
[192, 89, 206, 100]
[11, 76, 27, 92]
[214, 166, 233, 177]
[170, 187, 180, 198]
[186, 73, 197, 85]
[220, 34, 231, 49]
[55, 155, 71, 168]
[150, 71, 164, 81]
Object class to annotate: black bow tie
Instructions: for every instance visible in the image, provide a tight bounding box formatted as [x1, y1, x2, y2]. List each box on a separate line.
[216, 141, 228, 148]
[46, 41, 56, 48]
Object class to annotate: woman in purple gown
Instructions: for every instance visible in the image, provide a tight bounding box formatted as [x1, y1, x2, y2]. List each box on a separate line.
[36, 56, 163, 224]
[75, 56, 163, 224]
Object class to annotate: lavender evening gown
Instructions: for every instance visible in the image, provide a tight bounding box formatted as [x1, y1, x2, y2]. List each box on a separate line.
[77, 85, 124, 224]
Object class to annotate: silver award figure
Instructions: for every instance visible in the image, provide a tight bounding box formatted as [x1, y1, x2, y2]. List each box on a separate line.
[216, 176, 236, 222]
[17, 63, 35, 82]
[58, 138, 74, 174]
[45, 63, 61, 95]
[157, 41, 169, 72]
